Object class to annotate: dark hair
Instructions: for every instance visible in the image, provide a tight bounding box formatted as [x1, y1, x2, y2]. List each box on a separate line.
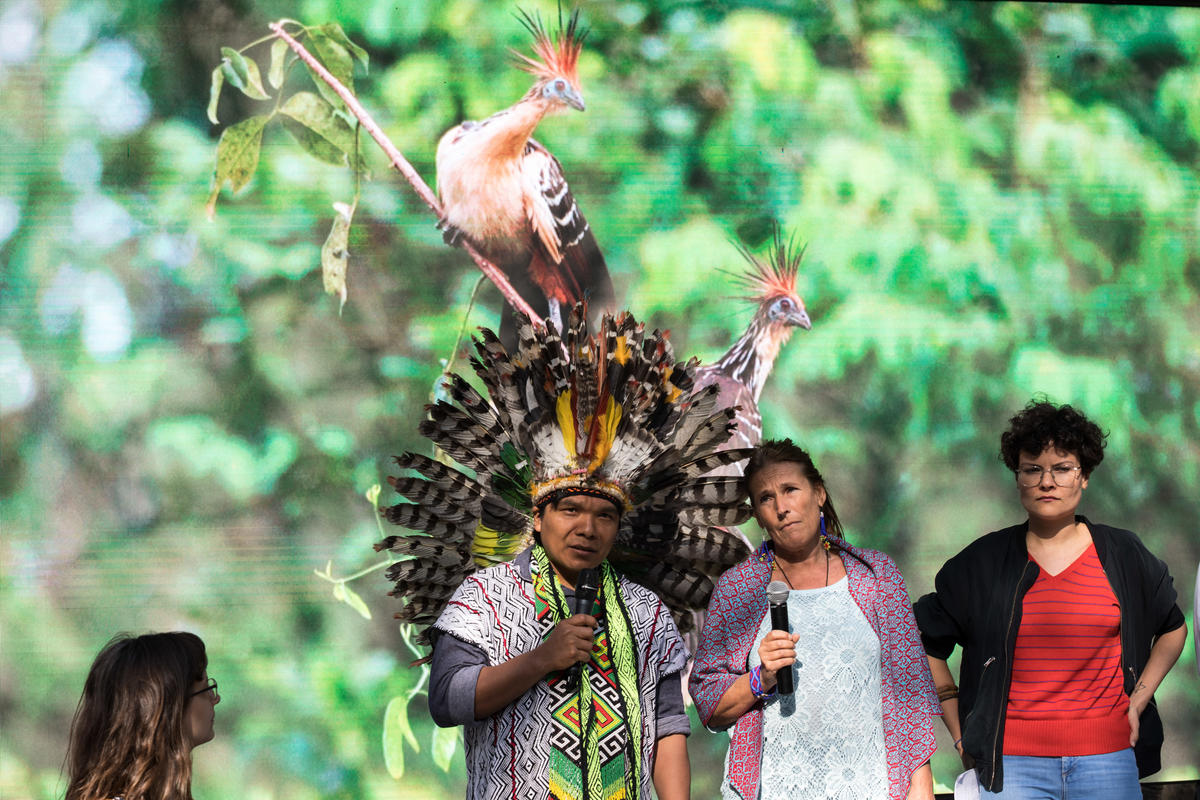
[743, 438, 845, 540]
[532, 489, 622, 542]
[66, 632, 207, 800]
[999, 399, 1107, 476]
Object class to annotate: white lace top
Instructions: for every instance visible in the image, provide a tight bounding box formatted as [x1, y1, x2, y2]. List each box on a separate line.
[721, 577, 888, 800]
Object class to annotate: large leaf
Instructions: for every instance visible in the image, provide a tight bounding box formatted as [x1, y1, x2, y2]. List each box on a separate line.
[382, 695, 420, 780]
[316, 22, 369, 71]
[268, 37, 289, 89]
[280, 91, 357, 164]
[306, 27, 355, 109]
[321, 201, 356, 312]
[431, 725, 458, 772]
[205, 114, 270, 217]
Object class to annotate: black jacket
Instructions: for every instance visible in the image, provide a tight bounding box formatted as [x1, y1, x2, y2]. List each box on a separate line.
[913, 517, 1185, 791]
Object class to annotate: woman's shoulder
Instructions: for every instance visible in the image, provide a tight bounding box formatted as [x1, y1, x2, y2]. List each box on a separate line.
[1086, 519, 1167, 569]
[1086, 519, 1143, 547]
[713, 552, 771, 589]
[937, 522, 1027, 568]
[839, 544, 906, 586]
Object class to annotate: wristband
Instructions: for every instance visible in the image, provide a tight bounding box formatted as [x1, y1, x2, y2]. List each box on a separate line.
[749, 665, 775, 700]
[936, 684, 959, 702]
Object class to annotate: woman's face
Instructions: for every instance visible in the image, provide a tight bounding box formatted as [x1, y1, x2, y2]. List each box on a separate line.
[1017, 446, 1088, 523]
[185, 671, 219, 748]
[748, 461, 827, 558]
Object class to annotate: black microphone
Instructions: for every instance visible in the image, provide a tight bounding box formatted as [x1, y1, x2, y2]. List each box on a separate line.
[567, 568, 601, 689]
[766, 580, 794, 695]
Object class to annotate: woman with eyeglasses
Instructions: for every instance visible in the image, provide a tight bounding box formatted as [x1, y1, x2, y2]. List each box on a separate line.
[65, 631, 220, 800]
[915, 400, 1187, 799]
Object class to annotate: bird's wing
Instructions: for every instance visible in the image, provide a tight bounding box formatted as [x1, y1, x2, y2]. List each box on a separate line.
[520, 139, 614, 310]
[690, 368, 761, 476]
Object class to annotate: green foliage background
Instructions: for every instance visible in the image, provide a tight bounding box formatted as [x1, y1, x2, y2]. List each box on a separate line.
[2, 0, 1198, 797]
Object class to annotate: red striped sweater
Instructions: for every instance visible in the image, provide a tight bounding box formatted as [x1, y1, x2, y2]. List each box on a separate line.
[1003, 542, 1130, 756]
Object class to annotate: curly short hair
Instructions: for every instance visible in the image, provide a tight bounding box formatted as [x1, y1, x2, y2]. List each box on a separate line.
[999, 399, 1107, 476]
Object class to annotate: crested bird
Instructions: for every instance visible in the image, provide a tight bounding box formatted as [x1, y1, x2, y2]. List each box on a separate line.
[435, 9, 614, 345]
[692, 229, 812, 474]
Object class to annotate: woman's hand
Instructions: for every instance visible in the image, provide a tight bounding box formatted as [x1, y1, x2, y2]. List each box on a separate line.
[756, 630, 800, 691]
[955, 738, 974, 770]
[1127, 703, 1141, 747]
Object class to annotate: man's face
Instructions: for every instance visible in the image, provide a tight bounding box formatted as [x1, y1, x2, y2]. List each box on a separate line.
[533, 494, 621, 589]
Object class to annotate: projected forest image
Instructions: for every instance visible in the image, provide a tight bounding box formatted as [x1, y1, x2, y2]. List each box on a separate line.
[2, 0, 1198, 797]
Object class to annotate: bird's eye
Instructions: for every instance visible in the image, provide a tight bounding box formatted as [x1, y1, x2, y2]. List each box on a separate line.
[778, 298, 793, 311]
[554, 79, 566, 91]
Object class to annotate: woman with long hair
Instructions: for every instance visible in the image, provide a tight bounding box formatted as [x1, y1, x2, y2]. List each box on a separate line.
[65, 631, 219, 800]
[689, 438, 939, 800]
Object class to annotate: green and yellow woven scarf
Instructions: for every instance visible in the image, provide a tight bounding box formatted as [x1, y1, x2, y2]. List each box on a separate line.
[531, 545, 643, 800]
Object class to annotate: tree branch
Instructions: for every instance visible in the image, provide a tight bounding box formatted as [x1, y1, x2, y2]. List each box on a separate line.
[268, 21, 540, 325]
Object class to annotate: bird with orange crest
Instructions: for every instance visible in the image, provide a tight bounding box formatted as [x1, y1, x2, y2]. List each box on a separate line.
[435, 8, 614, 346]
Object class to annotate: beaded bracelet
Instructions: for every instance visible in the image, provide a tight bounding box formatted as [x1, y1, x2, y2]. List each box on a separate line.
[749, 665, 775, 700]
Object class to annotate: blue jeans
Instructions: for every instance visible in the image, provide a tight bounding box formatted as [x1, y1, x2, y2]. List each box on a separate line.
[981, 749, 1140, 800]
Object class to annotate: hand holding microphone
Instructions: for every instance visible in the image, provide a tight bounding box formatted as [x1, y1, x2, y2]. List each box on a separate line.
[538, 569, 601, 681]
[760, 580, 799, 695]
[565, 568, 600, 689]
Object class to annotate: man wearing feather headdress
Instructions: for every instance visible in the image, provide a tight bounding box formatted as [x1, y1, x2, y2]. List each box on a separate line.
[377, 306, 755, 800]
[428, 485, 691, 800]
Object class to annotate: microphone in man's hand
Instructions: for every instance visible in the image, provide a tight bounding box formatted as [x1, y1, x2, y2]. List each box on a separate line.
[766, 580, 794, 695]
[567, 568, 601, 689]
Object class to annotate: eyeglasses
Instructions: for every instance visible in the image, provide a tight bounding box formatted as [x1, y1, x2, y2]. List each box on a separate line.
[190, 678, 218, 698]
[1015, 464, 1082, 487]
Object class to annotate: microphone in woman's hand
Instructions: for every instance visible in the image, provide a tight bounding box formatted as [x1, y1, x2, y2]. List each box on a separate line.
[766, 580, 794, 695]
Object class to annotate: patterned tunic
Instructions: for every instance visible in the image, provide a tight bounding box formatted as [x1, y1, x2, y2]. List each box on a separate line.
[432, 551, 688, 800]
[690, 541, 940, 800]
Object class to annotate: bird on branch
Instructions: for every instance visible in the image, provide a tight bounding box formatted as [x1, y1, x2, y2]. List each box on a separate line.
[693, 229, 812, 475]
[435, 8, 614, 347]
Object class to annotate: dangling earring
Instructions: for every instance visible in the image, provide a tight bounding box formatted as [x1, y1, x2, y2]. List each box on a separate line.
[819, 511, 831, 551]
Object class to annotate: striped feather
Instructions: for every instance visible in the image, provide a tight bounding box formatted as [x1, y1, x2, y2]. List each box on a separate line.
[391, 453, 483, 502]
[677, 503, 752, 528]
[382, 503, 475, 542]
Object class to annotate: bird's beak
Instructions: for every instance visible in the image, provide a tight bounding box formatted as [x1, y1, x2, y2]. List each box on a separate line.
[790, 309, 812, 330]
[564, 87, 586, 112]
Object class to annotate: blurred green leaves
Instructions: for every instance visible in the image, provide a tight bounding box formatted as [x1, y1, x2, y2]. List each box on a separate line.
[4, 2, 1200, 798]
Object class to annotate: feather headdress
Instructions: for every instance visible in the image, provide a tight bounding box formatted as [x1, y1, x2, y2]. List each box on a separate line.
[376, 305, 754, 646]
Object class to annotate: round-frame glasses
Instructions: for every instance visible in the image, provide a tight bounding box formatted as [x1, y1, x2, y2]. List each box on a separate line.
[1015, 464, 1082, 487]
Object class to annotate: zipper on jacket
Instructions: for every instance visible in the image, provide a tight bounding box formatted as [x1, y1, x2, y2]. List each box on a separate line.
[962, 656, 995, 733]
[989, 560, 1035, 790]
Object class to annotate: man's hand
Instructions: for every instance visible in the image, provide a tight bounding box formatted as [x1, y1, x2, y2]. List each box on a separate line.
[537, 614, 597, 673]
[473, 613, 597, 720]
[756, 630, 799, 691]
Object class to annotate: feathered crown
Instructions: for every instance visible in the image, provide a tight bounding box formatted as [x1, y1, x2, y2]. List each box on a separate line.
[513, 7, 585, 87]
[730, 226, 805, 306]
[376, 306, 753, 645]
